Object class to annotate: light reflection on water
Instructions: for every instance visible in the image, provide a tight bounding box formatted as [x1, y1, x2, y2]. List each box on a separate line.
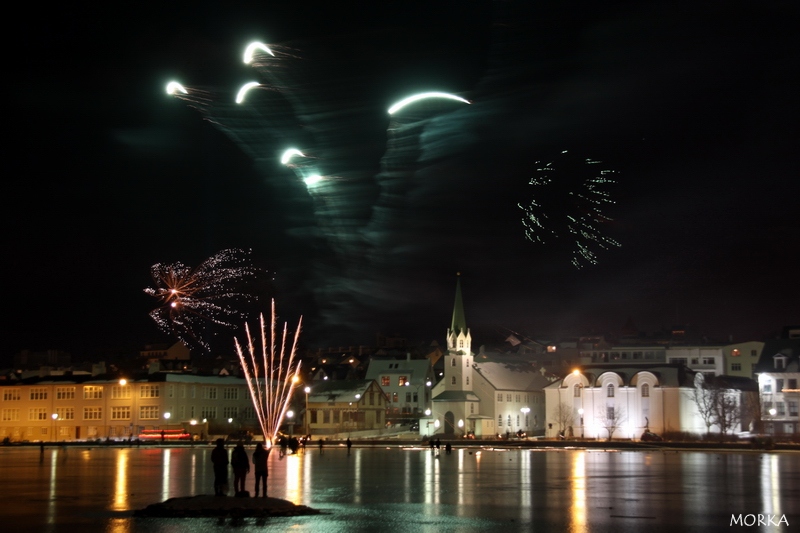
[0, 446, 798, 533]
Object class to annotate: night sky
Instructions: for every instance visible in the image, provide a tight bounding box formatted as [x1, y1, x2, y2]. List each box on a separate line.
[5, 1, 798, 358]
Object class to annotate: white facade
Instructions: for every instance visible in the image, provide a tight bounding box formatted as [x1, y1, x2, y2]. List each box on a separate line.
[545, 365, 748, 440]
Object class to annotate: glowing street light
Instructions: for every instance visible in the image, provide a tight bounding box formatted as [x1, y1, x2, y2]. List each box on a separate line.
[304, 386, 311, 436]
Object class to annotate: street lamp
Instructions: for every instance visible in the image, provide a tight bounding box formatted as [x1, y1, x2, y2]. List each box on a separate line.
[286, 410, 294, 436]
[578, 408, 584, 439]
[304, 386, 311, 436]
[355, 394, 361, 431]
[51, 413, 58, 443]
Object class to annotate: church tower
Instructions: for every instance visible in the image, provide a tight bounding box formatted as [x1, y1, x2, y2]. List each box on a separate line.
[445, 273, 473, 391]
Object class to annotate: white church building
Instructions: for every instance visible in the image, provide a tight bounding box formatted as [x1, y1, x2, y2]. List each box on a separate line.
[427, 275, 550, 438]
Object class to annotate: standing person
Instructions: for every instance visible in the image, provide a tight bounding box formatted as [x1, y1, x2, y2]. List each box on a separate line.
[211, 438, 229, 496]
[318, 437, 324, 455]
[231, 442, 250, 495]
[346, 437, 352, 456]
[252, 442, 269, 497]
[429, 438, 435, 452]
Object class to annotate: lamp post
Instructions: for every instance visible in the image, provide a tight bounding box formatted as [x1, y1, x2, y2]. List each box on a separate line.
[355, 394, 361, 431]
[304, 386, 311, 436]
[578, 408, 584, 439]
[51, 413, 58, 443]
[286, 411, 294, 436]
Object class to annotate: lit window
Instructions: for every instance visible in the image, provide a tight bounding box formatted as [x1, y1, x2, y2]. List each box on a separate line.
[83, 407, 103, 420]
[83, 386, 103, 400]
[30, 388, 48, 401]
[56, 387, 76, 400]
[731, 349, 741, 357]
[398, 376, 408, 386]
[381, 376, 390, 386]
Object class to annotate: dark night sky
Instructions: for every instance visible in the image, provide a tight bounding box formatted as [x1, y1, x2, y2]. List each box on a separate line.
[4, 1, 798, 358]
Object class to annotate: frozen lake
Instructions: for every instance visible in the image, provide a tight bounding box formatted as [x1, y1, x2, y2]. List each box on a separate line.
[1, 443, 797, 532]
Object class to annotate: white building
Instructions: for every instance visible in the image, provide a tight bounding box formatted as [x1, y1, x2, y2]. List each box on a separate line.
[754, 338, 800, 437]
[545, 364, 753, 440]
[428, 275, 549, 438]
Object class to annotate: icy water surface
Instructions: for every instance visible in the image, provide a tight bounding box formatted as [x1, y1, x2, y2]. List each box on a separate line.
[1, 444, 797, 532]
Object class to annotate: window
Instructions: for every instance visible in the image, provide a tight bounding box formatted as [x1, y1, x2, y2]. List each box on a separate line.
[516, 415, 520, 427]
[223, 387, 238, 400]
[466, 377, 470, 385]
[83, 386, 103, 400]
[451, 377, 456, 385]
[498, 414, 502, 426]
[141, 385, 160, 398]
[202, 387, 216, 400]
[84, 407, 103, 420]
[751, 350, 758, 357]
[607, 384, 615, 398]
[789, 401, 798, 417]
[764, 401, 773, 413]
[405, 393, 411, 403]
[223, 406, 238, 419]
[777, 402, 785, 416]
[310, 410, 318, 424]
[763, 383, 772, 393]
[140, 406, 159, 420]
[466, 359, 470, 367]
[111, 385, 131, 399]
[201, 406, 216, 419]
[470, 403, 474, 414]
[671, 358, 687, 366]
[3, 389, 21, 401]
[56, 407, 74, 420]
[451, 358, 456, 367]
[506, 394, 512, 402]
[732, 363, 742, 372]
[459, 340, 464, 348]
[30, 388, 48, 400]
[398, 376, 408, 386]
[381, 376, 390, 386]
[702, 357, 715, 365]
[789, 379, 798, 390]
[574, 385, 582, 398]
[507, 415, 512, 427]
[607, 406, 615, 419]
[1, 409, 20, 421]
[776, 379, 784, 393]
[56, 387, 75, 400]
[731, 349, 741, 357]
[111, 407, 130, 420]
[516, 395, 521, 403]
[641, 384, 650, 398]
[392, 392, 398, 403]
[497, 393, 503, 402]
[29, 408, 48, 421]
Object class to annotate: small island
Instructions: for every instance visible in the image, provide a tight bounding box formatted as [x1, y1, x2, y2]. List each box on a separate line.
[134, 495, 321, 518]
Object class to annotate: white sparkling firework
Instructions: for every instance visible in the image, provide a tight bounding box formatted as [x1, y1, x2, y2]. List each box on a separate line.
[387, 91, 470, 115]
[144, 249, 258, 351]
[280, 148, 305, 166]
[166, 81, 188, 95]
[243, 41, 275, 63]
[235, 299, 303, 445]
[235, 81, 261, 104]
[519, 151, 621, 269]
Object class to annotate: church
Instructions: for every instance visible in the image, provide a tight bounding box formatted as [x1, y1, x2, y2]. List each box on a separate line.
[428, 275, 550, 438]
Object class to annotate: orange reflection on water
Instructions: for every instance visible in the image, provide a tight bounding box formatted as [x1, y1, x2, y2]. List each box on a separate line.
[569, 451, 587, 533]
[112, 449, 130, 511]
[284, 453, 302, 505]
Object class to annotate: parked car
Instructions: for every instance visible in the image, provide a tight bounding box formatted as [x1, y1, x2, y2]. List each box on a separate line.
[410, 422, 419, 431]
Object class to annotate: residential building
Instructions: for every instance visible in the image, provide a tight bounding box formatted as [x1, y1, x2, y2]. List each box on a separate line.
[723, 341, 765, 378]
[304, 380, 386, 435]
[364, 355, 434, 424]
[754, 337, 800, 437]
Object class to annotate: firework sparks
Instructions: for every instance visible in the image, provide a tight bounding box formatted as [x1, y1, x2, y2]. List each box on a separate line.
[235, 299, 303, 445]
[519, 150, 621, 269]
[144, 249, 258, 351]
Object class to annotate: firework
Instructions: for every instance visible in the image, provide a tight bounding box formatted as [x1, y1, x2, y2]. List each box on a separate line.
[387, 91, 470, 115]
[519, 150, 621, 269]
[144, 249, 258, 351]
[235, 299, 303, 445]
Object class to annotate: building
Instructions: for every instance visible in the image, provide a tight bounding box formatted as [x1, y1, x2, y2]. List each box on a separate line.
[428, 275, 549, 438]
[545, 364, 756, 440]
[723, 341, 765, 379]
[364, 355, 434, 424]
[754, 337, 800, 437]
[0, 372, 259, 442]
[304, 380, 386, 435]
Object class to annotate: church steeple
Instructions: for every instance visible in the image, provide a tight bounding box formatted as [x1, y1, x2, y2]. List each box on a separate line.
[446, 273, 473, 390]
[450, 272, 467, 336]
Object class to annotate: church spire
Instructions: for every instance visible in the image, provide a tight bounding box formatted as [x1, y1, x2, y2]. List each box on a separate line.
[450, 272, 467, 335]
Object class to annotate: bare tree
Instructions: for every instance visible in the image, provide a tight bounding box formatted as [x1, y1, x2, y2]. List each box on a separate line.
[692, 384, 717, 435]
[553, 402, 575, 436]
[597, 405, 627, 440]
[712, 389, 742, 441]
